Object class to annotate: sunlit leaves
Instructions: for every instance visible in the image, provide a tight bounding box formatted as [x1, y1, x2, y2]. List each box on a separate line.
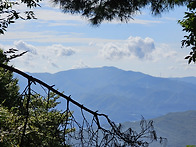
[178, 1, 196, 64]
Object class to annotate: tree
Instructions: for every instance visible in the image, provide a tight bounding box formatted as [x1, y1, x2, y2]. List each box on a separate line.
[179, 1, 196, 63]
[0, 49, 74, 146]
[0, 49, 167, 146]
[0, 0, 38, 34]
[0, 49, 20, 109]
[0, 93, 74, 147]
[53, 0, 189, 25]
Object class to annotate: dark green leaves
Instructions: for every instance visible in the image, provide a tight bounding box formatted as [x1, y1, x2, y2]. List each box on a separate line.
[52, 0, 188, 25]
[178, 1, 196, 64]
[21, 0, 42, 8]
[0, 0, 40, 34]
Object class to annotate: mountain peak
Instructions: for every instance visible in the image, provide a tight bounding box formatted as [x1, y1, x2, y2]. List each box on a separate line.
[17, 66, 196, 123]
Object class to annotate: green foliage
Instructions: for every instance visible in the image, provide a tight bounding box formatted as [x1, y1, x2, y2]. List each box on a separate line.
[0, 0, 39, 34]
[0, 93, 74, 147]
[0, 49, 74, 146]
[22, 93, 74, 147]
[53, 0, 189, 25]
[0, 49, 20, 109]
[179, 1, 196, 64]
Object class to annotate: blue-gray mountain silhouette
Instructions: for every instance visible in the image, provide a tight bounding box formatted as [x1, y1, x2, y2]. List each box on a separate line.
[16, 66, 196, 122]
[122, 110, 196, 147]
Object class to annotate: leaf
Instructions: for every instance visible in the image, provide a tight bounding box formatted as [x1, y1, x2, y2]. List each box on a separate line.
[193, 56, 196, 62]
[188, 57, 192, 64]
[0, 29, 4, 34]
[185, 55, 190, 59]
[9, 21, 15, 24]
[193, 53, 196, 62]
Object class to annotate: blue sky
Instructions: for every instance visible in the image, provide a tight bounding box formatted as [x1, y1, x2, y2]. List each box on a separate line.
[1, 1, 196, 77]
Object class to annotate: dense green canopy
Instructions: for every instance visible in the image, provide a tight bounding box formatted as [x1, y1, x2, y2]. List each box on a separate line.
[0, 49, 20, 109]
[53, 0, 189, 24]
[0, 49, 74, 146]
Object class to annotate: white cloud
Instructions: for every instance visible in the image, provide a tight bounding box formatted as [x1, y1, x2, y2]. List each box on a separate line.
[99, 36, 156, 60]
[13, 41, 75, 58]
[5, 40, 78, 72]
[99, 43, 130, 60]
[127, 36, 155, 59]
[98, 36, 180, 63]
[150, 44, 178, 62]
[39, 44, 76, 70]
[14, 40, 37, 55]
[0, 30, 117, 45]
[48, 60, 59, 68]
[47, 44, 76, 57]
[35, 9, 84, 22]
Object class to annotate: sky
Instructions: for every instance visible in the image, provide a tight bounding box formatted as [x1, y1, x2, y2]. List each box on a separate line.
[1, 1, 196, 78]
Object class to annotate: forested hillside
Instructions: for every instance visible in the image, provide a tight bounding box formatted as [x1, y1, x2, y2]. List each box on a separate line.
[16, 66, 196, 122]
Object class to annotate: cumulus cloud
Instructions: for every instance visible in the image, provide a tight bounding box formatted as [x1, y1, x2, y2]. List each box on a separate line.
[127, 36, 155, 59]
[47, 44, 75, 57]
[7, 40, 78, 72]
[150, 44, 178, 62]
[14, 40, 37, 55]
[99, 36, 155, 60]
[99, 43, 130, 60]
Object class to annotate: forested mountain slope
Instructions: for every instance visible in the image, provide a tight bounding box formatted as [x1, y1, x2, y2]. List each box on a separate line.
[16, 66, 196, 122]
[122, 110, 196, 147]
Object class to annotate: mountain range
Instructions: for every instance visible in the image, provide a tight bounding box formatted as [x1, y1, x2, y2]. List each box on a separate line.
[15, 66, 196, 122]
[122, 110, 196, 147]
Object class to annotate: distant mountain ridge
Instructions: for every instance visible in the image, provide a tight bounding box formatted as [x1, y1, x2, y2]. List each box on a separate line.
[122, 110, 196, 147]
[15, 66, 196, 122]
[170, 76, 196, 85]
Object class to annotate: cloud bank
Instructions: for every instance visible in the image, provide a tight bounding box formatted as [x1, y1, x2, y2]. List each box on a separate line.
[14, 41, 76, 58]
[98, 36, 178, 62]
[99, 36, 155, 60]
[47, 44, 76, 57]
[99, 43, 130, 60]
[9, 40, 77, 71]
